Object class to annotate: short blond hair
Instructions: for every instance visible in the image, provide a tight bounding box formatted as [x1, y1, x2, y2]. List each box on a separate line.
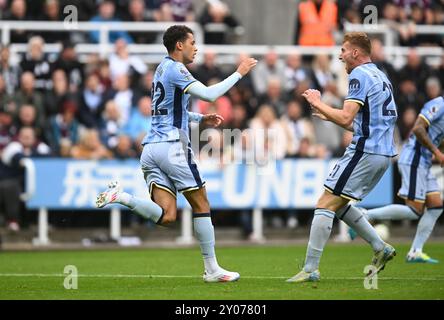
[343, 32, 371, 56]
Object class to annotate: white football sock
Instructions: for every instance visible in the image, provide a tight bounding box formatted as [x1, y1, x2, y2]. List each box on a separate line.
[119, 193, 164, 224]
[411, 207, 443, 253]
[303, 209, 335, 273]
[194, 214, 220, 274]
[366, 204, 419, 222]
[338, 205, 385, 252]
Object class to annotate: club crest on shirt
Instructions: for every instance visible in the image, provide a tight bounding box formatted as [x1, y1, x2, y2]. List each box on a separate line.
[180, 68, 193, 81]
[427, 105, 439, 118]
[349, 79, 360, 93]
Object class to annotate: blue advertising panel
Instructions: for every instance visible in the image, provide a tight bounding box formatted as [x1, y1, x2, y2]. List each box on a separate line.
[27, 158, 393, 210]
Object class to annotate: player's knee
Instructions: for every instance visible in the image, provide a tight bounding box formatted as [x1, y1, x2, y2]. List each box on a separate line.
[161, 208, 177, 225]
[315, 198, 326, 209]
[410, 206, 424, 216]
[406, 201, 424, 215]
[162, 215, 176, 225]
[425, 197, 443, 213]
[316, 192, 344, 212]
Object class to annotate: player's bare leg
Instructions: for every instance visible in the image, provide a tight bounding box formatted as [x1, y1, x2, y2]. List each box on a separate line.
[184, 187, 240, 282]
[407, 199, 426, 215]
[151, 186, 177, 225]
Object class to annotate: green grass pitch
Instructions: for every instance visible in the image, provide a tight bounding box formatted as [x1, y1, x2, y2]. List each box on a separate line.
[0, 243, 443, 300]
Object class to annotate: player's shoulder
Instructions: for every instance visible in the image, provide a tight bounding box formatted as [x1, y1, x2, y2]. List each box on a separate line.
[347, 66, 370, 94]
[154, 57, 171, 77]
[349, 64, 368, 77]
[165, 59, 191, 77]
[428, 96, 444, 106]
[348, 64, 372, 87]
[423, 96, 444, 110]
[421, 96, 444, 120]
[350, 63, 381, 79]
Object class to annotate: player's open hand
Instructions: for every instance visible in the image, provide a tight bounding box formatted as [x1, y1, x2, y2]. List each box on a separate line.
[236, 58, 258, 77]
[302, 89, 321, 106]
[202, 113, 224, 128]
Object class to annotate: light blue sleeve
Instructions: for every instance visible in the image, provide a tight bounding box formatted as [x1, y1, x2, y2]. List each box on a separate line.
[188, 112, 203, 122]
[169, 62, 197, 91]
[186, 72, 242, 102]
[344, 68, 367, 106]
[420, 97, 444, 126]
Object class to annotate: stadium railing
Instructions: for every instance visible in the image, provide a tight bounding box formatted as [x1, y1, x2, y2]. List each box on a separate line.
[344, 22, 444, 48]
[0, 21, 442, 67]
[0, 21, 203, 48]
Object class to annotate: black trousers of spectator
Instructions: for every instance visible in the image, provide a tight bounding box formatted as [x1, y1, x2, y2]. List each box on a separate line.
[0, 178, 21, 223]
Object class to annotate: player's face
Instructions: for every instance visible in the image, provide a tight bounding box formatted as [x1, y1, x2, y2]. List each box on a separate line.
[181, 33, 197, 65]
[339, 41, 357, 74]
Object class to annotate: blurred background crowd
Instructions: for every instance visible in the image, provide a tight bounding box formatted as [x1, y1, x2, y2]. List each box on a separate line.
[1, 0, 444, 235]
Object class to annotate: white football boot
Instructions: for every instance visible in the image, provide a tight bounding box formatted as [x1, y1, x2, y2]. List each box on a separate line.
[203, 268, 240, 283]
[96, 181, 123, 208]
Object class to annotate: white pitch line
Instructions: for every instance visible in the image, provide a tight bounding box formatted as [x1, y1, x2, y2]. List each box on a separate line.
[0, 273, 444, 281]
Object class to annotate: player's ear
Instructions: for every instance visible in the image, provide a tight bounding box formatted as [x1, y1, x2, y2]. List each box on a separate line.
[353, 48, 359, 59]
[176, 41, 183, 51]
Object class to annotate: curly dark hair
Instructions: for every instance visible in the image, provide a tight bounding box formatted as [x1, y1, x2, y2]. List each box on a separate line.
[163, 25, 193, 53]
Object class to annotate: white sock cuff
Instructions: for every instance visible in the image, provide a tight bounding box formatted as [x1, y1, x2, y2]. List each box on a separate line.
[425, 207, 443, 218]
[119, 192, 133, 208]
[336, 205, 353, 220]
[314, 208, 335, 219]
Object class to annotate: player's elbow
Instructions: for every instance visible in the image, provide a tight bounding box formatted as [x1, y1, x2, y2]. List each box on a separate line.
[412, 125, 425, 136]
[198, 96, 216, 103]
[205, 96, 217, 103]
[198, 92, 217, 102]
[202, 86, 220, 102]
[341, 116, 354, 128]
[188, 83, 218, 102]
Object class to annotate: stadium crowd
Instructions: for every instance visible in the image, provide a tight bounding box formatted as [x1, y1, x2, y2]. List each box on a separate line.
[1, 0, 444, 234]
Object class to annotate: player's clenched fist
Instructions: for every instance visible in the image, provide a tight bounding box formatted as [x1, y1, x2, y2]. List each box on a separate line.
[236, 58, 258, 77]
[302, 89, 322, 106]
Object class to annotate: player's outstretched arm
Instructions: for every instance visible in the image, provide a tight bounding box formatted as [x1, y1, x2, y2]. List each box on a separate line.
[186, 58, 257, 102]
[413, 116, 444, 166]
